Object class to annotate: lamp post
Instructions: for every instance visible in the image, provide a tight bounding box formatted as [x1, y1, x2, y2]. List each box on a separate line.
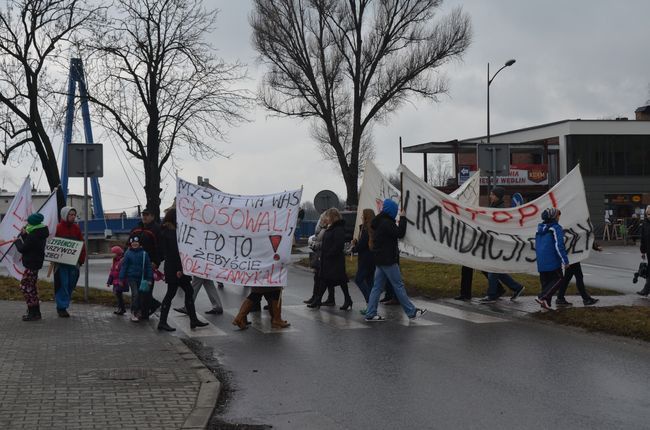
[487, 59, 516, 193]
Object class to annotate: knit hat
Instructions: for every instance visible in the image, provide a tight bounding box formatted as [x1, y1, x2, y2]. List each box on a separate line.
[491, 187, 505, 201]
[381, 199, 399, 220]
[541, 208, 561, 222]
[27, 213, 44, 226]
[128, 236, 140, 245]
[511, 192, 524, 207]
[110, 246, 124, 256]
[60, 206, 76, 221]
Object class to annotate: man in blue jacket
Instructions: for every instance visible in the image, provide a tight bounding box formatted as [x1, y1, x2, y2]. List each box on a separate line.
[534, 208, 569, 310]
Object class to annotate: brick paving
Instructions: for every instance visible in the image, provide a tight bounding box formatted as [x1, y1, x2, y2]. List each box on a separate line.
[0, 301, 214, 430]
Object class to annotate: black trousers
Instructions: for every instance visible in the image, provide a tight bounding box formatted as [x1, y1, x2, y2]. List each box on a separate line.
[557, 263, 590, 300]
[459, 266, 503, 298]
[539, 269, 564, 301]
[161, 277, 194, 310]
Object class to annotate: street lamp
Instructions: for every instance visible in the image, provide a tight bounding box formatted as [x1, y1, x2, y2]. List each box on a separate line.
[487, 59, 516, 193]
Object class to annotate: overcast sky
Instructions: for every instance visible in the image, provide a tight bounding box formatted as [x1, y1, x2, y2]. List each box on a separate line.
[3, 0, 650, 214]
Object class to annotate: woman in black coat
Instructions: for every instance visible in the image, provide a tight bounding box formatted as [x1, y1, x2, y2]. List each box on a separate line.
[157, 208, 207, 331]
[308, 208, 352, 310]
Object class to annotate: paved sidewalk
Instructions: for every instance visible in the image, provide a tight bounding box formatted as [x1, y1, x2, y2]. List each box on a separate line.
[442, 293, 650, 317]
[0, 301, 219, 430]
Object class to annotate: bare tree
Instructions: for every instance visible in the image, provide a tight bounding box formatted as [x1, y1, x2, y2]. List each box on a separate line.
[0, 0, 101, 208]
[251, 0, 471, 206]
[86, 0, 251, 219]
[427, 154, 452, 186]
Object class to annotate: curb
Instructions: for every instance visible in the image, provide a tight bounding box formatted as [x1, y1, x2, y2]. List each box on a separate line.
[166, 336, 221, 430]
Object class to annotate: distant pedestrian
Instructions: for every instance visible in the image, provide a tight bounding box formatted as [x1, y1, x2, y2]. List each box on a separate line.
[14, 213, 49, 321]
[106, 246, 128, 315]
[555, 241, 602, 306]
[480, 189, 525, 303]
[308, 208, 352, 310]
[352, 208, 375, 312]
[53, 206, 85, 317]
[119, 235, 153, 322]
[364, 200, 426, 322]
[534, 208, 569, 310]
[158, 208, 208, 331]
[636, 206, 650, 296]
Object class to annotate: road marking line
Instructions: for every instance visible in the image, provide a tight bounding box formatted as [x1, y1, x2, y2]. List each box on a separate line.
[410, 300, 507, 323]
[284, 305, 370, 329]
[167, 314, 229, 337]
[245, 312, 300, 333]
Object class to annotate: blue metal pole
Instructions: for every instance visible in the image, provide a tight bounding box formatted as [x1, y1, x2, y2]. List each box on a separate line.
[75, 60, 104, 219]
[61, 59, 78, 201]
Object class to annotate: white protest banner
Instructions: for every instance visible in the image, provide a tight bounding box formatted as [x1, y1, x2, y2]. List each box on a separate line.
[0, 178, 32, 279]
[38, 190, 60, 240]
[44, 238, 84, 265]
[399, 164, 594, 274]
[176, 178, 302, 286]
[354, 161, 480, 257]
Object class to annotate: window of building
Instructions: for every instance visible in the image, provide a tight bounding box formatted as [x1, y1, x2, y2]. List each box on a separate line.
[566, 135, 650, 176]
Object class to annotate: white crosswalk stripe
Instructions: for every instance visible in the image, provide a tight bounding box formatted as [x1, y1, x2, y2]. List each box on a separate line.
[284, 305, 370, 329]
[244, 312, 300, 334]
[166, 313, 229, 337]
[411, 300, 507, 323]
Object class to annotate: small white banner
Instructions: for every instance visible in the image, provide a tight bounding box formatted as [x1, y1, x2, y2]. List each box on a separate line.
[44, 238, 84, 265]
[176, 178, 302, 286]
[399, 164, 594, 274]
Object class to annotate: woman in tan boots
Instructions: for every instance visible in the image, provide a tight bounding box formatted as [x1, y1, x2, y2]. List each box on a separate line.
[232, 287, 290, 329]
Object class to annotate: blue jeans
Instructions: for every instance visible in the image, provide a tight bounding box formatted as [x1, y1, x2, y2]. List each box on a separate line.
[487, 273, 523, 298]
[366, 264, 416, 318]
[54, 264, 79, 310]
[354, 263, 374, 303]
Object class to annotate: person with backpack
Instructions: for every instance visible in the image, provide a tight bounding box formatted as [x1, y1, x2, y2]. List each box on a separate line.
[14, 213, 49, 321]
[534, 208, 569, 310]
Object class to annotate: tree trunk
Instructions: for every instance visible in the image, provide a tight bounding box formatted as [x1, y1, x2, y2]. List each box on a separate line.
[344, 169, 358, 208]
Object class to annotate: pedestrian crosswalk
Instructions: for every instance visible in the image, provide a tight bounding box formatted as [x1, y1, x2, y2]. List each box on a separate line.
[158, 300, 508, 338]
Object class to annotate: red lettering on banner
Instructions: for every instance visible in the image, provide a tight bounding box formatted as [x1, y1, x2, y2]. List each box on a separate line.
[464, 207, 487, 221]
[442, 199, 461, 215]
[492, 211, 513, 223]
[549, 191, 558, 208]
[518, 205, 539, 226]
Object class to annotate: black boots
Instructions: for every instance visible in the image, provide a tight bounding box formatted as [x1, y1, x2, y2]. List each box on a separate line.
[22, 305, 41, 322]
[339, 284, 352, 310]
[637, 282, 650, 296]
[157, 304, 176, 332]
[186, 300, 208, 329]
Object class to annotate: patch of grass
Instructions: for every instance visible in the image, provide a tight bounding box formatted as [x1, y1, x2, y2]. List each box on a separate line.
[296, 256, 620, 299]
[534, 306, 650, 342]
[0, 275, 128, 307]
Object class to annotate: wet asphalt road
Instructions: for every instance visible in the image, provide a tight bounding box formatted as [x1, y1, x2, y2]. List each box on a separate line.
[3, 247, 650, 429]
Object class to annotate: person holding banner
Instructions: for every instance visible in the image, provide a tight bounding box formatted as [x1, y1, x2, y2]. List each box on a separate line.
[307, 208, 352, 310]
[554, 241, 602, 306]
[534, 208, 570, 310]
[14, 213, 49, 321]
[364, 200, 426, 322]
[158, 208, 208, 331]
[480, 189, 525, 304]
[53, 207, 85, 318]
[351, 208, 375, 310]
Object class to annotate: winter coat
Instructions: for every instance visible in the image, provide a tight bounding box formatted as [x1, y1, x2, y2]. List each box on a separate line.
[119, 247, 153, 282]
[319, 219, 348, 284]
[159, 224, 185, 283]
[371, 213, 407, 266]
[352, 225, 375, 273]
[128, 221, 162, 266]
[55, 221, 86, 265]
[107, 255, 123, 287]
[309, 213, 328, 269]
[640, 219, 650, 255]
[14, 225, 49, 271]
[535, 221, 569, 272]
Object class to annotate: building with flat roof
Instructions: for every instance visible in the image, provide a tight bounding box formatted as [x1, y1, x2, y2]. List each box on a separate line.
[403, 105, 650, 236]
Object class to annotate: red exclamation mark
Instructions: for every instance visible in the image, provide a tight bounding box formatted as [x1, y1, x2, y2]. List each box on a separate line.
[269, 235, 282, 261]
